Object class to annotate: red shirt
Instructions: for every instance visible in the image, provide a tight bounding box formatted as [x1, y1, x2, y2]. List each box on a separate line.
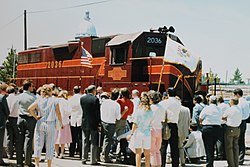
[117, 98, 134, 120]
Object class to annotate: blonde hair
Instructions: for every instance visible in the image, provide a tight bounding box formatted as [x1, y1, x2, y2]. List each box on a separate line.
[58, 90, 68, 100]
[40, 84, 52, 98]
[139, 93, 151, 111]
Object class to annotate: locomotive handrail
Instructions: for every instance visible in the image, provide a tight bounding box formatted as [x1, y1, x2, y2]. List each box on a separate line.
[129, 56, 164, 60]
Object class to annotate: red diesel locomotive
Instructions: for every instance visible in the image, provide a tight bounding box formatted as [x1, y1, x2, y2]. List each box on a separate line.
[16, 27, 202, 106]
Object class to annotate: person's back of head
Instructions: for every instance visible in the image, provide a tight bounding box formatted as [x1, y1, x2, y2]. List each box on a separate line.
[193, 95, 202, 104]
[0, 83, 9, 93]
[87, 85, 96, 94]
[217, 96, 224, 103]
[162, 92, 168, 100]
[209, 95, 217, 105]
[149, 92, 162, 104]
[120, 87, 130, 99]
[111, 88, 120, 100]
[6, 86, 15, 94]
[22, 79, 33, 91]
[73, 86, 81, 94]
[233, 88, 243, 97]
[100, 92, 109, 99]
[190, 123, 198, 131]
[167, 87, 176, 97]
[132, 89, 139, 98]
[58, 90, 69, 100]
[41, 84, 53, 98]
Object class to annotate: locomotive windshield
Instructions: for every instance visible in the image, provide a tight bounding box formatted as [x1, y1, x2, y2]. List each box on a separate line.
[132, 32, 167, 58]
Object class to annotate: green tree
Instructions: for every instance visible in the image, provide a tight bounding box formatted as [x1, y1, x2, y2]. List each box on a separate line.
[201, 68, 220, 84]
[230, 68, 245, 84]
[0, 46, 17, 82]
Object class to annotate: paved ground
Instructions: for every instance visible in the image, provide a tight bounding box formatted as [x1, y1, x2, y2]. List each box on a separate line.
[3, 156, 250, 167]
[2, 123, 250, 167]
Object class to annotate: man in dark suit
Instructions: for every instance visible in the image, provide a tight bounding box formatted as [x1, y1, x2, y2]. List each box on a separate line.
[80, 85, 101, 165]
[0, 83, 10, 166]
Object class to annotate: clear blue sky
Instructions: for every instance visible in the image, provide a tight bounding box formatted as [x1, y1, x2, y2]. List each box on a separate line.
[1, 0, 249, 82]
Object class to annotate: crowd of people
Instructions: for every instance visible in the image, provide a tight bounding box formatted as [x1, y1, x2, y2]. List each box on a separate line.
[0, 79, 249, 167]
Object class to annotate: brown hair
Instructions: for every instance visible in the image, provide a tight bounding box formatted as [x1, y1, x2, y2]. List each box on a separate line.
[23, 79, 33, 91]
[120, 87, 130, 99]
[149, 92, 161, 104]
[139, 93, 151, 111]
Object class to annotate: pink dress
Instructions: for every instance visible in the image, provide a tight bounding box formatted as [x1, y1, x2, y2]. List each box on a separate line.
[55, 124, 72, 144]
[55, 98, 72, 144]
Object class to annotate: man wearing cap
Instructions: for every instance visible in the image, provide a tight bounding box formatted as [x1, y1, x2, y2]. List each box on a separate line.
[100, 91, 121, 163]
[80, 85, 101, 165]
[199, 96, 223, 167]
[68, 86, 82, 158]
[233, 88, 250, 165]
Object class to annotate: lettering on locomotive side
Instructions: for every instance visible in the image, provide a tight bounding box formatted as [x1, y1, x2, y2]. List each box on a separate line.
[46, 61, 63, 68]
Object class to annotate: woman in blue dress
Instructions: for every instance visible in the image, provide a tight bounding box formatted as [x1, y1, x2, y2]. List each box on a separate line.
[28, 84, 63, 167]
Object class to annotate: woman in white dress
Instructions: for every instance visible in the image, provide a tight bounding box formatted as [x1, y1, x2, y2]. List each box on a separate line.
[127, 93, 154, 167]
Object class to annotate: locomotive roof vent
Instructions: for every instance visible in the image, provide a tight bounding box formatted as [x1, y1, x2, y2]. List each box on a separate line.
[75, 11, 97, 39]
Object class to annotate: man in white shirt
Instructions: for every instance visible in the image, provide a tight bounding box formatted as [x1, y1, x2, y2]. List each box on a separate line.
[199, 96, 223, 167]
[223, 98, 242, 167]
[6, 86, 19, 159]
[100, 91, 121, 163]
[233, 88, 250, 165]
[68, 86, 83, 158]
[128, 89, 140, 125]
[160, 87, 181, 167]
[131, 89, 140, 109]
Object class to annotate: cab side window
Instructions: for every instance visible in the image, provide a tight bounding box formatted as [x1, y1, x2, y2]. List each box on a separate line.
[110, 45, 128, 65]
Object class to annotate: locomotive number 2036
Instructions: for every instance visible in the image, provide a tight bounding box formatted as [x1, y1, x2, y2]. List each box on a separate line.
[146, 37, 162, 44]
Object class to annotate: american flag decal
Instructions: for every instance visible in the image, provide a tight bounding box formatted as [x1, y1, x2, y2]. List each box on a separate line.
[81, 45, 92, 66]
